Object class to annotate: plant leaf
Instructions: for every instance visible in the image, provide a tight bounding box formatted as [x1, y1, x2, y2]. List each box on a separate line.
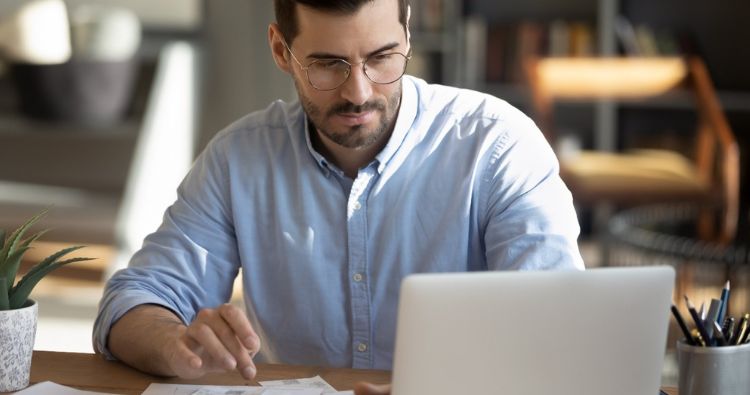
[0, 228, 6, 252]
[0, 278, 8, 311]
[0, 246, 30, 291]
[21, 229, 49, 249]
[11, 245, 90, 292]
[17, 245, 86, 285]
[8, 210, 47, 252]
[0, 210, 47, 270]
[9, 256, 95, 309]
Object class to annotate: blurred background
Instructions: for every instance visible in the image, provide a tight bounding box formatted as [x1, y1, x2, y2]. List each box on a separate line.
[0, 0, 748, 387]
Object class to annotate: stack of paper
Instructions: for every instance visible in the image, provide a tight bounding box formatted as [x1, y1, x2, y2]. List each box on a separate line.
[16, 375, 355, 395]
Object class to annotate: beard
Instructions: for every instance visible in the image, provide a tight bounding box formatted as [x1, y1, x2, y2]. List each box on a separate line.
[296, 80, 402, 150]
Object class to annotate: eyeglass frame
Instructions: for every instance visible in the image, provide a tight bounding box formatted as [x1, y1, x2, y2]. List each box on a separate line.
[280, 39, 412, 91]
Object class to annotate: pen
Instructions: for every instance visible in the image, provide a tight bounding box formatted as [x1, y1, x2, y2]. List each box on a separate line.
[713, 321, 727, 346]
[722, 316, 736, 342]
[685, 296, 711, 347]
[671, 304, 695, 345]
[740, 314, 750, 344]
[732, 313, 749, 345]
[718, 280, 730, 324]
[691, 328, 707, 347]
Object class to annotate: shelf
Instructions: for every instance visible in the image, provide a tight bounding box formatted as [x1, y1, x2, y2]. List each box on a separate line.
[0, 113, 140, 137]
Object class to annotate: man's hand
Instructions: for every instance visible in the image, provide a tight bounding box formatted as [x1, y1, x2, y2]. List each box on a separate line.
[164, 304, 261, 379]
[109, 304, 261, 380]
[353, 382, 391, 395]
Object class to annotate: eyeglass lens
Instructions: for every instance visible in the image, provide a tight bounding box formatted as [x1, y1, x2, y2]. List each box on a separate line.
[306, 53, 409, 90]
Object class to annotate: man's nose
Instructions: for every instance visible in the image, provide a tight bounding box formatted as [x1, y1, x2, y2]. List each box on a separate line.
[339, 64, 373, 106]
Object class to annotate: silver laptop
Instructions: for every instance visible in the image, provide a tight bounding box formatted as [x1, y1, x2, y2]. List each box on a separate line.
[391, 266, 675, 395]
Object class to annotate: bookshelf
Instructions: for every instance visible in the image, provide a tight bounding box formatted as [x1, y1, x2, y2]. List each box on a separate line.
[407, 0, 463, 85]
[458, 0, 750, 137]
[455, 0, 750, 237]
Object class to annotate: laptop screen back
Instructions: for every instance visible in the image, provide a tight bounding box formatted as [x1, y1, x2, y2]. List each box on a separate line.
[391, 266, 675, 395]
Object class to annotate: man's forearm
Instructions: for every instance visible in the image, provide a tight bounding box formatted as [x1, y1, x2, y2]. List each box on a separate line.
[108, 304, 187, 377]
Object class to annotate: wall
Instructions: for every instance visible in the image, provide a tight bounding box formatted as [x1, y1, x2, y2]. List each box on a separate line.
[199, 0, 295, 151]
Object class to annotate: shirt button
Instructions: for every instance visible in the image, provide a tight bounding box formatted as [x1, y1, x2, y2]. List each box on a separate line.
[353, 201, 362, 210]
[357, 343, 368, 352]
[353, 273, 363, 282]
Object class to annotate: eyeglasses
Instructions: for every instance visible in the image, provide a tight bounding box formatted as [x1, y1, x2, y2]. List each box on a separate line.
[282, 40, 411, 91]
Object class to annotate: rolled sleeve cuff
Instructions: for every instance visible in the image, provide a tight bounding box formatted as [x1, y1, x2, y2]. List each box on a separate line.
[92, 291, 189, 360]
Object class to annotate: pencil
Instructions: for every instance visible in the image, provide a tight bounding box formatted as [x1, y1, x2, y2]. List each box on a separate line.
[685, 296, 712, 347]
[671, 304, 696, 345]
[718, 280, 730, 324]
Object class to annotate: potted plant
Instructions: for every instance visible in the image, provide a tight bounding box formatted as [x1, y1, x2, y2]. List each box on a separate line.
[0, 210, 94, 392]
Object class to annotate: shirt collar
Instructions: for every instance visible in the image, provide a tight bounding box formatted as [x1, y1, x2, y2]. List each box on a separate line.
[302, 75, 418, 176]
[303, 117, 337, 177]
[374, 75, 418, 174]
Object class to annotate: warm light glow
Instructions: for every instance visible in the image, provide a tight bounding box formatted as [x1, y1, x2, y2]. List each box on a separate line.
[537, 57, 687, 98]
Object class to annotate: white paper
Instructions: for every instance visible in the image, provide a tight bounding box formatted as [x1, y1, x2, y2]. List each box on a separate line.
[13, 381, 118, 395]
[259, 376, 336, 394]
[141, 383, 321, 395]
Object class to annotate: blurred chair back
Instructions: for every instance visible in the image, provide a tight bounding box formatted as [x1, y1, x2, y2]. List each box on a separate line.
[526, 56, 739, 244]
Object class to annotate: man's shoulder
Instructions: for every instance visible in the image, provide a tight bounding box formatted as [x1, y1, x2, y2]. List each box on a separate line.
[210, 99, 303, 148]
[406, 75, 522, 122]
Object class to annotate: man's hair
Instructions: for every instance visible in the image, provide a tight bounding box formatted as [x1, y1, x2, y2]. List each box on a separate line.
[274, 0, 409, 45]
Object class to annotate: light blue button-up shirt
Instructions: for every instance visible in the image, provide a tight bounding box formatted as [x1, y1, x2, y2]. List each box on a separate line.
[94, 75, 583, 370]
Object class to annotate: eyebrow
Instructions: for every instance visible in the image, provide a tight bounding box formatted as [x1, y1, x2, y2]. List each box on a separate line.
[306, 42, 401, 61]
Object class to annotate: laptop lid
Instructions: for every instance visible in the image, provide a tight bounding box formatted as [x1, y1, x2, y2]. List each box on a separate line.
[391, 266, 675, 395]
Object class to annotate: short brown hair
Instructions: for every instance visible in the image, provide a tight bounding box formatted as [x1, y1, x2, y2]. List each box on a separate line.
[274, 0, 409, 45]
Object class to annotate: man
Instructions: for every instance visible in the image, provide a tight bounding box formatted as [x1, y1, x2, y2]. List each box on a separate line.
[93, 0, 584, 390]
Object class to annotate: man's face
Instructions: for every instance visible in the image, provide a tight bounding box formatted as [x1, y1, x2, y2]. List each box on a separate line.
[286, 0, 408, 150]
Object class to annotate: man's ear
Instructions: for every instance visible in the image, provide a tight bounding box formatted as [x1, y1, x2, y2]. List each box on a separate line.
[268, 23, 292, 74]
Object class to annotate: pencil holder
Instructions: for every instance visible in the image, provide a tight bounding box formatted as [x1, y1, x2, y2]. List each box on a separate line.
[677, 340, 750, 395]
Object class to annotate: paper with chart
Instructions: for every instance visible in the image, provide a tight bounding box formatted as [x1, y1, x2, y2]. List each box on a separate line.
[140, 373, 359, 395]
[141, 383, 323, 395]
[259, 375, 338, 393]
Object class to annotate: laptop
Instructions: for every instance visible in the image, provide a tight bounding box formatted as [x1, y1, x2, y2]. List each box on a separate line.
[390, 266, 675, 395]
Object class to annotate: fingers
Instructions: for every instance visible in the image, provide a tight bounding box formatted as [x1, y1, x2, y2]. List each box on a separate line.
[353, 382, 392, 395]
[186, 314, 240, 370]
[164, 335, 207, 379]
[181, 304, 261, 380]
[218, 303, 261, 354]
[218, 304, 261, 379]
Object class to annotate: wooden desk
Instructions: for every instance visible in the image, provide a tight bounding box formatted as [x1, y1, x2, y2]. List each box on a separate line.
[13, 351, 678, 394]
[19, 351, 390, 394]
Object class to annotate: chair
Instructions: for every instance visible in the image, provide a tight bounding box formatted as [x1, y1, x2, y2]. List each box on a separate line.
[526, 56, 740, 245]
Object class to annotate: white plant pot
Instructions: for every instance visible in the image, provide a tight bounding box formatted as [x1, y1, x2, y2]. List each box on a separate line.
[0, 299, 38, 392]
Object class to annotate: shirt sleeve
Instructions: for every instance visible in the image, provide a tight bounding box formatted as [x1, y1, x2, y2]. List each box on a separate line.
[481, 109, 585, 272]
[93, 136, 241, 359]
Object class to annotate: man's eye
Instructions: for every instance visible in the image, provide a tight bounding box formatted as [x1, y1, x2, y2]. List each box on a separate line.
[370, 53, 394, 63]
[316, 60, 344, 69]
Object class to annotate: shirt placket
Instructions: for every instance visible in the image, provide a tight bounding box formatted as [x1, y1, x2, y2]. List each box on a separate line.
[347, 167, 375, 368]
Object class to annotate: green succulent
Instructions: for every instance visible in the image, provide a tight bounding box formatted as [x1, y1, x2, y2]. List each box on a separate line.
[0, 210, 95, 311]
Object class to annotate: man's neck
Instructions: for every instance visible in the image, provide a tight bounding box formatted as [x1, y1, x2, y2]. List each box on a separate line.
[311, 123, 393, 179]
